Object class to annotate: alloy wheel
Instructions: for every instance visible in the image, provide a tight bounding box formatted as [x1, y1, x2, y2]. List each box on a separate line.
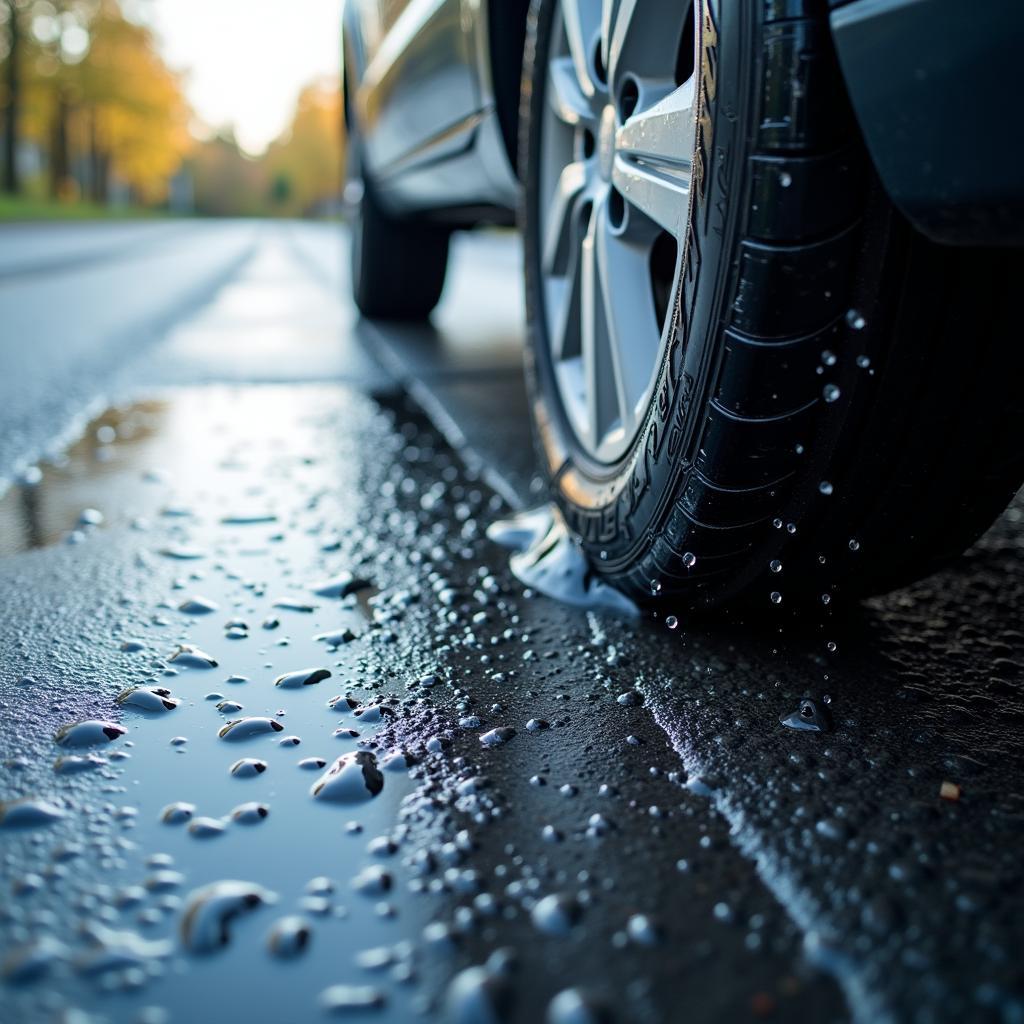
[537, 0, 699, 463]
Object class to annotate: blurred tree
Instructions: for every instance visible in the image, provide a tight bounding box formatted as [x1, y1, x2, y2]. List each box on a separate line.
[3, 12, 346, 217]
[263, 77, 342, 216]
[1, 0, 190, 206]
[190, 129, 268, 217]
[25, 0, 84, 198]
[84, 3, 191, 203]
[64, 0, 190, 203]
[1, 0, 27, 193]
[269, 171, 292, 208]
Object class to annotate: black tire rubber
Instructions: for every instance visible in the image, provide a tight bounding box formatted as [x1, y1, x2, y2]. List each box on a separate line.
[521, 0, 1024, 612]
[349, 148, 450, 322]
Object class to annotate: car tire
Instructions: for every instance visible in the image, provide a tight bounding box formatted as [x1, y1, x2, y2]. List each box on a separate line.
[347, 136, 450, 322]
[521, 0, 1024, 611]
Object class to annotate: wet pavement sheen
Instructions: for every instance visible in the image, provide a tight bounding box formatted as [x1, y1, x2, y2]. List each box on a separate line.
[0, 386, 843, 1023]
[1, 222, 1022, 1024]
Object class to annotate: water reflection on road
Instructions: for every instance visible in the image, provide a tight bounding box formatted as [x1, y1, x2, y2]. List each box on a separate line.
[0, 384, 843, 1023]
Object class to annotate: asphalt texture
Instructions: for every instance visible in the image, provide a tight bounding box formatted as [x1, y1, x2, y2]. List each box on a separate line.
[0, 221, 1022, 1024]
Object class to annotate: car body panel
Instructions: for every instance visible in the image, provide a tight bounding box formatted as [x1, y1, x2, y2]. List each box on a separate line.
[831, 0, 1024, 245]
[346, 0, 1024, 245]
[342, 0, 518, 221]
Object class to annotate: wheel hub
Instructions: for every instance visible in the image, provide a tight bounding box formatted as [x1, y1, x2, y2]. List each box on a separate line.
[536, 0, 699, 464]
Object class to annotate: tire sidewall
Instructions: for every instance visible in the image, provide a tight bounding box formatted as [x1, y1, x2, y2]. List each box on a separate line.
[522, 0, 752, 578]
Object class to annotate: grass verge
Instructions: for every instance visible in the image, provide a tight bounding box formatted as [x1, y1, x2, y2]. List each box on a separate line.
[0, 195, 162, 222]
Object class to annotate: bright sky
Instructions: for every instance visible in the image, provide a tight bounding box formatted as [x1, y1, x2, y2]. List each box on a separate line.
[148, 0, 344, 156]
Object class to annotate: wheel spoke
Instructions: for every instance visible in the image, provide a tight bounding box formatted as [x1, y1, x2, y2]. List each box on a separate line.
[548, 57, 594, 126]
[580, 201, 621, 448]
[594, 201, 661, 426]
[599, 0, 621, 77]
[547, 239, 582, 362]
[539, 0, 696, 464]
[612, 80, 696, 238]
[560, 0, 602, 101]
[543, 161, 587, 276]
[604, 0, 637, 88]
[606, 0, 688, 90]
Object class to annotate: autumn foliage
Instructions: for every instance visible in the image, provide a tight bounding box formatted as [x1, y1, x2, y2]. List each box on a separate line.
[190, 78, 343, 218]
[263, 77, 343, 217]
[1, 0, 191, 204]
[0, 0, 344, 216]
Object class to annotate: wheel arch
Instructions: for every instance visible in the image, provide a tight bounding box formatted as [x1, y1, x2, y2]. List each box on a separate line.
[486, 0, 532, 178]
[340, 3, 360, 133]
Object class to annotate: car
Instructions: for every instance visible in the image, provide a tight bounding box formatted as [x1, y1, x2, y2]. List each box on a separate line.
[341, 0, 1024, 610]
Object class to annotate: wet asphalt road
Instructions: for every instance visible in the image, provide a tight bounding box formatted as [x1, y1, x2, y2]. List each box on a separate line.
[0, 221, 1022, 1024]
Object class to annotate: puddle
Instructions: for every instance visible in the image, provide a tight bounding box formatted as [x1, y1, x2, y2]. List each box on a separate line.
[0, 401, 168, 556]
[0, 387, 433, 1023]
[487, 504, 639, 617]
[0, 401, 162, 557]
[0, 384, 846, 1024]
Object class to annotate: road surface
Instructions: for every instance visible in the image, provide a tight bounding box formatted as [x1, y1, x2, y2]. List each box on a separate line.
[0, 221, 1021, 1024]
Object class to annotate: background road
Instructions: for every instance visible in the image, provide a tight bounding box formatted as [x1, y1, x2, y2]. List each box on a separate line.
[0, 221, 1022, 1024]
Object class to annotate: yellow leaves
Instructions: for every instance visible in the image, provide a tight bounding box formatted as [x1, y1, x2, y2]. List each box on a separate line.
[192, 77, 344, 217]
[263, 77, 343, 216]
[191, 131, 268, 217]
[74, 4, 191, 202]
[6, 0, 345, 213]
[3, 0, 191, 203]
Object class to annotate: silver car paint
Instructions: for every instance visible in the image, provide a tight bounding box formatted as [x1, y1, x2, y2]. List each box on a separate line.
[344, 0, 518, 216]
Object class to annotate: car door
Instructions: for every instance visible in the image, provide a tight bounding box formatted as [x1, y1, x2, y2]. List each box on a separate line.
[346, 0, 482, 177]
